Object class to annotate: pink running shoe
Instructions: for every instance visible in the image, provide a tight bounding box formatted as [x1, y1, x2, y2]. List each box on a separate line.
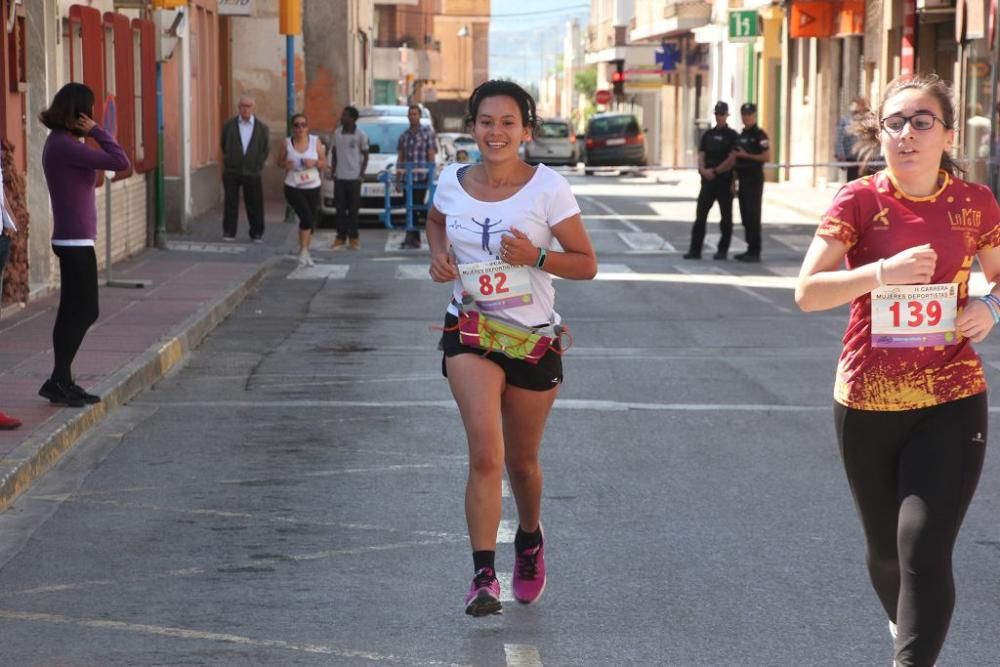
[512, 529, 546, 605]
[465, 567, 502, 617]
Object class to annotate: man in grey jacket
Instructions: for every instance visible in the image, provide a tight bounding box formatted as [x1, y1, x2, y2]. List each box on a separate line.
[220, 95, 270, 241]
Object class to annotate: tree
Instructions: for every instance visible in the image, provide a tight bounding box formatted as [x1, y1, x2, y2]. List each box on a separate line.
[574, 67, 597, 99]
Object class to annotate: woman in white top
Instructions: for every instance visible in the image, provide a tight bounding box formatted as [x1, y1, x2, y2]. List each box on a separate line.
[278, 113, 326, 266]
[427, 80, 597, 617]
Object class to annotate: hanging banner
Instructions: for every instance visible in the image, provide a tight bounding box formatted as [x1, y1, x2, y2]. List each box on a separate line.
[835, 0, 865, 36]
[789, 1, 835, 39]
[966, 0, 986, 40]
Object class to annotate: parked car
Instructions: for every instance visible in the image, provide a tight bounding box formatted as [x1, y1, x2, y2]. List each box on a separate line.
[438, 132, 479, 163]
[524, 118, 577, 166]
[583, 112, 646, 174]
[357, 104, 433, 121]
[320, 114, 443, 220]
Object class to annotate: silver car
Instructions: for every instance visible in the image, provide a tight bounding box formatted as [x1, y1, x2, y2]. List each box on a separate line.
[524, 118, 577, 166]
[321, 115, 442, 219]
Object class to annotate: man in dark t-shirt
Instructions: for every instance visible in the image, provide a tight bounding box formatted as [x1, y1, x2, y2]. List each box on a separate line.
[684, 101, 739, 260]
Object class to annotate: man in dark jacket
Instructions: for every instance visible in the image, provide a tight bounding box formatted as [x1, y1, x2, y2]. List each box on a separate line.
[220, 95, 270, 241]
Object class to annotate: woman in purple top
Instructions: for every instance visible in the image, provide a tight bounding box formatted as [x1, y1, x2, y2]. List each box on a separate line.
[38, 83, 130, 407]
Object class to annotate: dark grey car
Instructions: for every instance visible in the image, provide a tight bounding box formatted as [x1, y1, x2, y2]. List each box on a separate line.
[583, 113, 646, 173]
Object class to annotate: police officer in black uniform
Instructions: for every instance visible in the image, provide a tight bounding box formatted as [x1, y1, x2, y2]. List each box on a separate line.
[733, 102, 770, 262]
[684, 101, 739, 260]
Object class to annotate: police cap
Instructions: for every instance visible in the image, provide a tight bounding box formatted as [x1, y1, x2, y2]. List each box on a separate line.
[714, 101, 729, 115]
[740, 102, 757, 114]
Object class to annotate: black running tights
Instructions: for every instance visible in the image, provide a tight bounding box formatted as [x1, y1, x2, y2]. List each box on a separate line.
[51, 245, 99, 384]
[834, 393, 987, 667]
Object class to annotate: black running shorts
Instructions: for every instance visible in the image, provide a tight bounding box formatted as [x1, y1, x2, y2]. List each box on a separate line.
[439, 313, 563, 391]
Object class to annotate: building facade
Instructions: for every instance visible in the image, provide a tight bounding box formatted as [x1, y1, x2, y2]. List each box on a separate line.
[587, 0, 1000, 190]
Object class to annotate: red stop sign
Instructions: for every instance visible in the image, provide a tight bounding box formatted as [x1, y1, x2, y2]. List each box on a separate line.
[595, 89, 612, 105]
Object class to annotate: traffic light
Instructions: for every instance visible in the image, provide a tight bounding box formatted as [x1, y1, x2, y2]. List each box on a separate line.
[611, 60, 625, 99]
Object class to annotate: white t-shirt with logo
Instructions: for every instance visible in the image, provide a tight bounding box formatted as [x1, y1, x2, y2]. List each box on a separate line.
[432, 163, 581, 326]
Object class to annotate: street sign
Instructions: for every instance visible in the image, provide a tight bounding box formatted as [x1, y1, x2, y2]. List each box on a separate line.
[596, 89, 612, 105]
[728, 10, 760, 40]
[102, 95, 118, 138]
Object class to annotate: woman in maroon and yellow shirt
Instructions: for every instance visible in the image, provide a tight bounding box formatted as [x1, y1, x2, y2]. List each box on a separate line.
[796, 75, 1000, 667]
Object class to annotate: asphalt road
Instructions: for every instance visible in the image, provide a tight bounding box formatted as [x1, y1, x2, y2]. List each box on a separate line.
[2, 172, 999, 666]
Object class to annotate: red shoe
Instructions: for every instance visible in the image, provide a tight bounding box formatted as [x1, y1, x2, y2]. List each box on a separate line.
[0, 411, 22, 430]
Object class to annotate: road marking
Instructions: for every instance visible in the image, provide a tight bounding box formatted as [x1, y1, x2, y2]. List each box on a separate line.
[497, 519, 517, 544]
[576, 194, 642, 232]
[396, 264, 430, 279]
[385, 232, 430, 253]
[165, 241, 247, 254]
[28, 496, 457, 539]
[617, 231, 670, 251]
[148, 398, 830, 412]
[251, 373, 441, 389]
[287, 264, 350, 280]
[0, 537, 462, 599]
[395, 264, 634, 279]
[497, 571, 514, 602]
[505, 644, 543, 667]
[0, 610, 469, 666]
[703, 233, 748, 254]
[773, 233, 816, 252]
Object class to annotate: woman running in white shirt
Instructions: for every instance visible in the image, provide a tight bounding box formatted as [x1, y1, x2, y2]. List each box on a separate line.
[426, 80, 597, 616]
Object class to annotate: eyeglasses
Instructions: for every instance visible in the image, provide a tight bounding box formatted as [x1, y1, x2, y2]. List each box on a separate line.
[293, 122, 308, 128]
[880, 113, 947, 133]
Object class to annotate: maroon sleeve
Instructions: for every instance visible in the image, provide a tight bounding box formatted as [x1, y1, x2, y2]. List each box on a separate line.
[816, 182, 864, 249]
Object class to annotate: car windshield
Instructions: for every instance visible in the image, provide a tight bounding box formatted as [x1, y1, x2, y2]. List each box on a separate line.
[589, 116, 639, 136]
[359, 121, 412, 154]
[537, 123, 570, 139]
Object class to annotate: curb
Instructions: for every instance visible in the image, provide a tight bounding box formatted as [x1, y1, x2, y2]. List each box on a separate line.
[0, 257, 278, 512]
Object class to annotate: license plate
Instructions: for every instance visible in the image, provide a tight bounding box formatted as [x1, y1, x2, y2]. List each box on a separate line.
[361, 183, 385, 197]
[606, 138, 626, 146]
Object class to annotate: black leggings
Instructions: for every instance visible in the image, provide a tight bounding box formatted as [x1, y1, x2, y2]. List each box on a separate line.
[284, 185, 320, 232]
[834, 393, 987, 667]
[51, 245, 99, 384]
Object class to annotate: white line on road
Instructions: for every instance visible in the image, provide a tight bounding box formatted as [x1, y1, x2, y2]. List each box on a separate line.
[0, 537, 462, 599]
[27, 496, 457, 539]
[0, 610, 470, 666]
[577, 194, 642, 232]
[505, 644, 543, 667]
[497, 571, 514, 602]
[497, 519, 517, 544]
[149, 399, 829, 412]
[286, 264, 350, 280]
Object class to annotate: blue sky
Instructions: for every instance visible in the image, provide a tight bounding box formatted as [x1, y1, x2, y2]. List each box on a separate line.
[489, 2, 591, 86]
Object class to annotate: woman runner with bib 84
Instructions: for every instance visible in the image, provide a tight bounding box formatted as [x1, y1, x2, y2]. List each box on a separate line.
[426, 81, 597, 617]
[796, 74, 1000, 666]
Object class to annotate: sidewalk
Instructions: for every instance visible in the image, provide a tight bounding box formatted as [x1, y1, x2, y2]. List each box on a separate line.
[762, 179, 842, 221]
[0, 198, 293, 511]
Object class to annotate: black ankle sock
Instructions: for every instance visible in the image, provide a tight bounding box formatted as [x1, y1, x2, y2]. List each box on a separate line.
[472, 550, 495, 573]
[514, 526, 542, 551]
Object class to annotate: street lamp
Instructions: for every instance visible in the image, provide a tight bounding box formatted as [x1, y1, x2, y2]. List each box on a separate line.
[457, 24, 470, 94]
